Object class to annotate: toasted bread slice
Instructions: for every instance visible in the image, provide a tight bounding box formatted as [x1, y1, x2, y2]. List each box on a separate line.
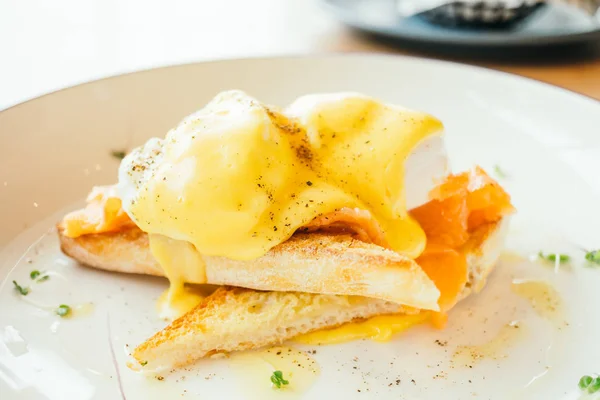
[129, 218, 506, 370]
[58, 227, 441, 310]
[82, 217, 509, 369]
[133, 287, 404, 370]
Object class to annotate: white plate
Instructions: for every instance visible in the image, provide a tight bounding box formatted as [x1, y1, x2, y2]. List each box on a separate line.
[1, 55, 599, 400]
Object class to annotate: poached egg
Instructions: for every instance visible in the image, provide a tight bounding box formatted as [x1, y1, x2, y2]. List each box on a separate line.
[117, 90, 449, 318]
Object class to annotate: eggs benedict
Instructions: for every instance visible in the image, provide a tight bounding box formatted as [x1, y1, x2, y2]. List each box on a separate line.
[57, 90, 514, 369]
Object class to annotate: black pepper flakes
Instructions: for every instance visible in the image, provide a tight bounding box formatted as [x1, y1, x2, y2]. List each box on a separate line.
[295, 145, 313, 162]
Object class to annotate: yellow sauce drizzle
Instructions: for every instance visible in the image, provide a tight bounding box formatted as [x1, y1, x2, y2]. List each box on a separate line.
[511, 279, 565, 328]
[294, 313, 429, 345]
[229, 346, 320, 399]
[453, 322, 527, 366]
[126, 92, 443, 262]
[72, 302, 95, 318]
[149, 234, 207, 319]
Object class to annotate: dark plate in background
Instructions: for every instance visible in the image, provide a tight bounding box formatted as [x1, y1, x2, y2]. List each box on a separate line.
[323, 0, 600, 48]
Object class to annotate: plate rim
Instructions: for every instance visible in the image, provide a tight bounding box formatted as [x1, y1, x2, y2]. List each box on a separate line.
[0, 53, 598, 118]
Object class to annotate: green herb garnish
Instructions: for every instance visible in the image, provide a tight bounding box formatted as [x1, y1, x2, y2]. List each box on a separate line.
[111, 150, 126, 160]
[579, 375, 600, 394]
[56, 304, 71, 317]
[585, 250, 600, 265]
[270, 370, 289, 389]
[590, 379, 600, 393]
[30, 270, 50, 282]
[538, 252, 570, 263]
[580, 375, 593, 390]
[13, 280, 29, 296]
[493, 165, 507, 178]
[140, 361, 148, 366]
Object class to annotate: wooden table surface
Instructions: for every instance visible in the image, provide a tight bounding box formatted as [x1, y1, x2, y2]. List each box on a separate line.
[1, 0, 599, 108]
[287, 2, 600, 101]
[334, 32, 600, 100]
[491, 60, 600, 99]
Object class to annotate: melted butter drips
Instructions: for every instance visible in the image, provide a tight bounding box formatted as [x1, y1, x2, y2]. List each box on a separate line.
[149, 234, 208, 319]
[155, 284, 220, 320]
[453, 322, 527, 366]
[156, 285, 204, 320]
[500, 251, 527, 263]
[71, 303, 95, 318]
[294, 313, 429, 345]
[511, 279, 565, 328]
[228, 346, 320, 399]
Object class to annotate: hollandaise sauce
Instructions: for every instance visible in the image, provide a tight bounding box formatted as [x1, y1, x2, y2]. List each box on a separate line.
[294, 312, 430, 345]
[121, 91, 443, 260]
[119, 91, 444, 315]
[149, 234, 207, 319]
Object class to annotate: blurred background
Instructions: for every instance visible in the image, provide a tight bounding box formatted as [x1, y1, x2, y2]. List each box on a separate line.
[1, 0, 599, 110]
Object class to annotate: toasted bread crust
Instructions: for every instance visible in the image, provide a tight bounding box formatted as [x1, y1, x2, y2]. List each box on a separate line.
[59, 218, 509, 370]
[58, 227, 441, 310]
[130, 218, 508, 370]
[59, 227, 164, 277]
[132, 286, 403, 369]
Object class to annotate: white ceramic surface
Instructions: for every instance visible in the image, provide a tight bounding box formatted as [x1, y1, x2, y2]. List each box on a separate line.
[1, 55, 599, 400]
